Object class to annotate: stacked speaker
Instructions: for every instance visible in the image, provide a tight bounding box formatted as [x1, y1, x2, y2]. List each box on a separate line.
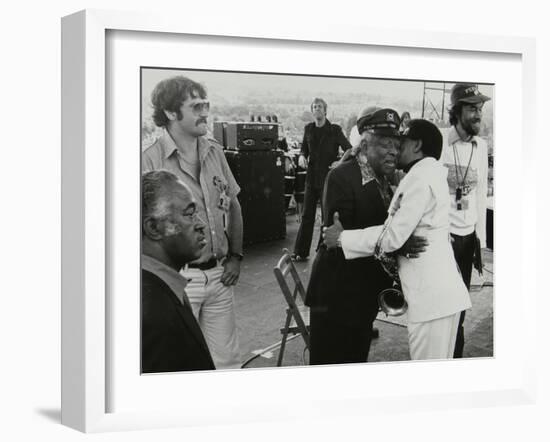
[214, 122, 286, 246]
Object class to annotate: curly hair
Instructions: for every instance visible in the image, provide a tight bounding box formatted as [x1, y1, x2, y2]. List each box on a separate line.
[448, 103, 463, 127]
[151, 76, 207, 127]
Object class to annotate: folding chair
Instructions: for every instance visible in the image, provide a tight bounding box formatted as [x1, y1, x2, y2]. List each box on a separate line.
[273, 249, 310, 366]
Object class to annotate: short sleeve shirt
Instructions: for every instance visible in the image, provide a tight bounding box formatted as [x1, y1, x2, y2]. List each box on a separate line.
[142, 130, 240, 263]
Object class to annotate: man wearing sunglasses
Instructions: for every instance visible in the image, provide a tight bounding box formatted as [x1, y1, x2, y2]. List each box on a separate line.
[143, 75, 244, 370]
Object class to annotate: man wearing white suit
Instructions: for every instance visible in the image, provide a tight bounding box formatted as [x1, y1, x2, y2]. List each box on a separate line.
[324, 119, 471, 360]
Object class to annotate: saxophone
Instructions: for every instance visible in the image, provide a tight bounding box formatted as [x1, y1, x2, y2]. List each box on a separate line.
[374, 193, 408, 317]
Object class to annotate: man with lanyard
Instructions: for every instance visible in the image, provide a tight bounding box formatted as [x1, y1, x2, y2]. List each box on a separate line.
[441, 83, 490, 358]
[292, 98, 352, 261]
[142, 75, 244, 370]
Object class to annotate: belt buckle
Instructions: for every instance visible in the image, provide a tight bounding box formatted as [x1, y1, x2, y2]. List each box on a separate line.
[198, 258, 217, 270]
[188, 257, 217, 271]
[204, 258, 217, 270]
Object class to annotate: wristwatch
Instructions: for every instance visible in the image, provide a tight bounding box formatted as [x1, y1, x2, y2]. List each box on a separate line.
[227, 252, 244, 261]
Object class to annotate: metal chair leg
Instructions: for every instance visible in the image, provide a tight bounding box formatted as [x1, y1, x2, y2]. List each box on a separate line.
[277, 309, 293, 366]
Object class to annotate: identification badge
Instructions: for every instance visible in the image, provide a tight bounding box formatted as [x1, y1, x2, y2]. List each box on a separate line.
[213, 175, 230, 212]
[218, 191, 230, 212]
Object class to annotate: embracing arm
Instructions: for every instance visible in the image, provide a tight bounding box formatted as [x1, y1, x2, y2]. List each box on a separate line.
[341, 177, 431, 259]
[339, 224, 383, 259]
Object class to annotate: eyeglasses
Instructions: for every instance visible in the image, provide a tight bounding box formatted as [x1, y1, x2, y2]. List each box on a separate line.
[189, 101, 210, 114]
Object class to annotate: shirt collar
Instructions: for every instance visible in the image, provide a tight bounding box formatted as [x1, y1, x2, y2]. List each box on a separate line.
[160, 128, 215, 161]
[142, 254, 189, 305]
[197, 135, 215, 163]
[313, 118, 330, 128]
[403, 158, 423, 174]
[160, 128, 179, 159]
[356, 153, 379, 186]
[355, 154, 394, 207]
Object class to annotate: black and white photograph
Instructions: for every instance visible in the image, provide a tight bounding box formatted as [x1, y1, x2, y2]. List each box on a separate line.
[140, 67, 494, 373]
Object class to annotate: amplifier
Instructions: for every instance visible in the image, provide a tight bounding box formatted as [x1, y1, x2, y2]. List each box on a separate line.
[222, 122, 278, 151]
[213, 121, 227, 147]
[224, 150, 286, 246]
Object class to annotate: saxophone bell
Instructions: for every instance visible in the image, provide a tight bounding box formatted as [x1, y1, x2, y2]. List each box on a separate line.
[378, 284, 408, 317]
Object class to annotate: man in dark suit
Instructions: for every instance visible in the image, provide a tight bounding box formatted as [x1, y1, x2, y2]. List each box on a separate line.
[306, 107, 423, 365]
[141, 170, 215, 373]
[292, 98, 352, 261]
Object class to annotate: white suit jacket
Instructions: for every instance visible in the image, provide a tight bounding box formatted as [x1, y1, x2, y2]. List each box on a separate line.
[340, 157, 471, 323]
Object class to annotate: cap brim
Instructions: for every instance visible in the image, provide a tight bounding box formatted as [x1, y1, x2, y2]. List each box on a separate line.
[458, 94, 491, 104]
[370, 127, 401, 137]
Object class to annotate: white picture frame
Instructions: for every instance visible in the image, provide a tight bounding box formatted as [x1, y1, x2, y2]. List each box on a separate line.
[61, 9, 537, 433]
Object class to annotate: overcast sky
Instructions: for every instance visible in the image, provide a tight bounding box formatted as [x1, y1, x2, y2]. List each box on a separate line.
[141, 68, 494, 108]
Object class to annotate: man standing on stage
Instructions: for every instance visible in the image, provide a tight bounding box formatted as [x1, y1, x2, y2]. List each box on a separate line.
[441, 83, 490, 358]
[142, 75, 244, 370]
[291, 98, 352, 261]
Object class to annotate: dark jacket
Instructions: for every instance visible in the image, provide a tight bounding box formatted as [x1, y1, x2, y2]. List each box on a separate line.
[301, 120, 352, 190]
[141, 269, 215, 373]
[305, 159, 393, 326]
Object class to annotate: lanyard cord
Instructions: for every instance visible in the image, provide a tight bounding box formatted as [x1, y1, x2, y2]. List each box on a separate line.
[453, 140, 475, 190]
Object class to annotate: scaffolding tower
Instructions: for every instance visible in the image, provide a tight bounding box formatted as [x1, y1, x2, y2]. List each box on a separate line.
[421, 82, 453, 126]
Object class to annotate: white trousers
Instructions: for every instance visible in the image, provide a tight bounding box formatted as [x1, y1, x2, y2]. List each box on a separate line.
[182, 265, 241, 370]
[408, 312, 461, 360]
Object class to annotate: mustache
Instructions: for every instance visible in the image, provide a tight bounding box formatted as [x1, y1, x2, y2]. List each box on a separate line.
[196, 118, 208, 126]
